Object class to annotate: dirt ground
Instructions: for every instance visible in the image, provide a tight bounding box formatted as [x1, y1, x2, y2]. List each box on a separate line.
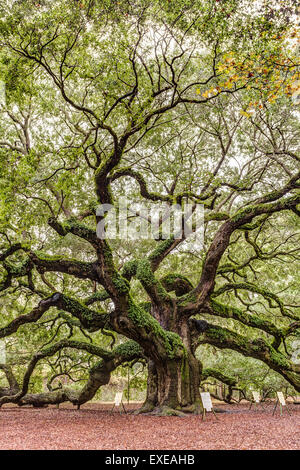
[0, 402, 299, 450]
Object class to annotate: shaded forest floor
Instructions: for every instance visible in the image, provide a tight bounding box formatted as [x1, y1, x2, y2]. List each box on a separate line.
[0, 402, 299, 450]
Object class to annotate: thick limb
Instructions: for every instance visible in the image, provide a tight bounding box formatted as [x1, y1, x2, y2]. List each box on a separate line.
[191, 319, 300, 392]
[0, 340, 143, 407]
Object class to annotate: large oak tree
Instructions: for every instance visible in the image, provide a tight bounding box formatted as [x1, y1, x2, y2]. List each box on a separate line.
[0, 0, 299, 414]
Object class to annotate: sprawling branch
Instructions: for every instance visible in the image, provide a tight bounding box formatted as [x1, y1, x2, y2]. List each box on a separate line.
[48, 217, 99, 248]
[29, 252, 101, 283]
[208, 299, 286, 348]
[192, 193, 300, 308]
[0, 340, 143, 406]
[191, 319, 300, 392]
[212, 283, 299, 321]
[54, 293, 110, 332]
[0, 293, 61, 339]
[201, 368, 237, 388]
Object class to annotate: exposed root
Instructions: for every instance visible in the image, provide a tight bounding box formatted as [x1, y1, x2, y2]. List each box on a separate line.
[133, 401, 155, 415]
[181, 402, 203, 415]
[134, 400, 207, 416]
[214, 407, 228, 413]
[141, 406, 187, 417]
[153, 406, 187, 416]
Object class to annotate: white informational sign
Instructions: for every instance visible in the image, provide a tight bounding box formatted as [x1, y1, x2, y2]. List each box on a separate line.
[0, 340, 6, 364]
[201, 392, 213, 412]
[114, 392, 123, 407]
[277, 392, 286, 406]
[252, 391, 260, 403]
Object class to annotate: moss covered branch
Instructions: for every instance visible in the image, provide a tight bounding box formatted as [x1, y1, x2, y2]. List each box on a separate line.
[212, 283, 298, 321]
[209, 298, 285, 344]
[0, 339, 143, 407]
[201, 368, 237, 387]
[191, 319, 300, 392]
[29, 251, 101, 283]
[48, 217, 100, 248]
[0, 293, 62, 338]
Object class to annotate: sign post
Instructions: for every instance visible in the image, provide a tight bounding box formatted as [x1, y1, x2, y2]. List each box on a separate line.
[249, 391, 265, 410]
[0, 341, 6, 364]
[111, 391, 127, 414]
[272, 392, 291, 416]
[200, 392, 217, 421]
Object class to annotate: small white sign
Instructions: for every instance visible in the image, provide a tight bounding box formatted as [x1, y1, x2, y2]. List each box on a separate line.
[0, 340, 6, 364]
[277, 392, 286, 406]
[201, 392, 213, 412]
[114, 392, 123, 407]
[252, 391, 260, 403]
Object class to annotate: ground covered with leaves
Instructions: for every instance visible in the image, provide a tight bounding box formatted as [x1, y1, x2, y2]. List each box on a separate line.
[0, 403, 299, 450]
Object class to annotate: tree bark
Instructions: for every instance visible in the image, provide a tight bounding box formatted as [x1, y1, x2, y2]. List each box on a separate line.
[137, 308, 203, 415]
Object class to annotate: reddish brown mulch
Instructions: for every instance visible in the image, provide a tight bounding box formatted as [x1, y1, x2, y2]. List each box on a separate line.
[0, 402, 299, 450]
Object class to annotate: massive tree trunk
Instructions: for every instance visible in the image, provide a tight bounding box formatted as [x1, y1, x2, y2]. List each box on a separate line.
[139, 354, 202, 415]
[136, 304, 203, 415]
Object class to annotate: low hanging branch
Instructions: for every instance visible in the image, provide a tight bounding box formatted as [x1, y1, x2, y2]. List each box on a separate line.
[0, 340, 143, 407]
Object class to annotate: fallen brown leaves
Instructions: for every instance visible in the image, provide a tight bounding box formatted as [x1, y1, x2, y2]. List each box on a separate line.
[0, 403, 299, 450]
